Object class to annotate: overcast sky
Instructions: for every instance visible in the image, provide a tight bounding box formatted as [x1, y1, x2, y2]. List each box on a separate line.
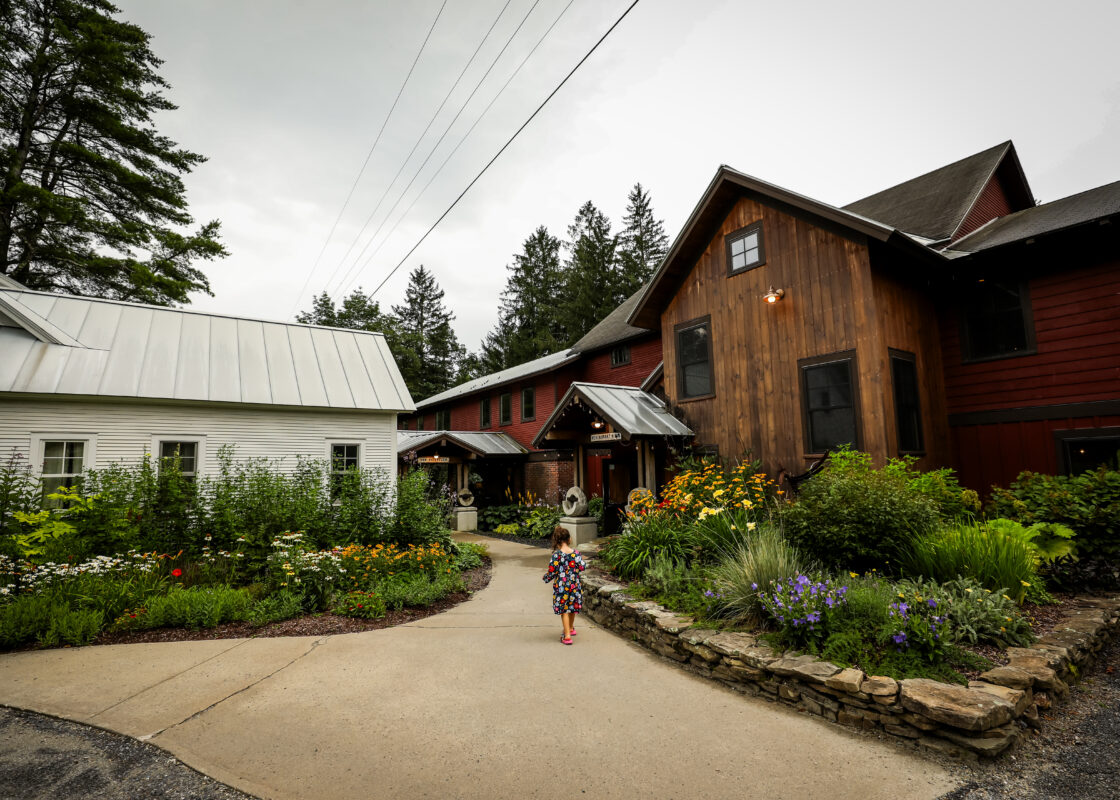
[114, 0, 1120, 349]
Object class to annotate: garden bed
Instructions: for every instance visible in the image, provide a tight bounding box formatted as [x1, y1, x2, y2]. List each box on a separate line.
[580, 563, 1119, 760]
[473, 531, 552, 549]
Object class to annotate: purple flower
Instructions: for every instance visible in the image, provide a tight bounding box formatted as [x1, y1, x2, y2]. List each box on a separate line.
[825, 596, 835, 608]
[751, 582, 758, 590]
[806, 611, 821, 623]
[927, 598, 938, 608]
[892, 632, 908, 645]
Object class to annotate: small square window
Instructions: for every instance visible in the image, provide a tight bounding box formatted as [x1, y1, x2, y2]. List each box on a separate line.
[159, 441, 199, 481]
[610, 345, 631, 367]
[500, 392, 512, 425]
[521, 387, 535, 421]
[726, 222, 766, 275]
[960, 279, 1036, 362]
[480, 398, 491, 429]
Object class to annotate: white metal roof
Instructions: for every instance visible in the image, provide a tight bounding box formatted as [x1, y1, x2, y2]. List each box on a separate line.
[415, 349, 579, 409]
[532, 382, 693, 447]
[396, 430, 527, 457]
[0, 288, 414, 412]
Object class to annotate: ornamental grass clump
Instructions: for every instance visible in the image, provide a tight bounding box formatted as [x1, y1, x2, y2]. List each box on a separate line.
[757, 575, 848, 651]
[600, 511, 695, 580]
[710, 522, 804, 623]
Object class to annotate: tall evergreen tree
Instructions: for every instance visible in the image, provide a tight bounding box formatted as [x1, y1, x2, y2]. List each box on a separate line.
[391, 265, 463, 401]
[478, 310, 514, 375]
[498, 225, 565, 364]
[616, 182, 669, 298]
[559, 200, 618, 344]
[296, 289, 422, 397]
[0, 0, 226, 303]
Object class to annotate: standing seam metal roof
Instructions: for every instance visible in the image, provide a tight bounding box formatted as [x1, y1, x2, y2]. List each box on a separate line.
[0, 288, 414, 412]
[396, 430, 527, 456]
[532, 382, 693, 448]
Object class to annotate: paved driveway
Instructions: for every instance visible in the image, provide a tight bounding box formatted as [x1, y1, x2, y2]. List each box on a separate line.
[0, 536, 957, 799]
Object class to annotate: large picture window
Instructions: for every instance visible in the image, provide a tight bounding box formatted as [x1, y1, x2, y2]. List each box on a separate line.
[800, 351, 859, 454]
[726, 221, 766, 275]
[521, 387, 535, 421]
[675, 316, 713, 399]
[889, 350, 924, 454]
[960, 279, 1036, 362]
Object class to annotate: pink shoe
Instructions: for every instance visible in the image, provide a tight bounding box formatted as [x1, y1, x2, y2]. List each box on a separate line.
[569, 629, 577, 636]
[561, 636, 573, 645]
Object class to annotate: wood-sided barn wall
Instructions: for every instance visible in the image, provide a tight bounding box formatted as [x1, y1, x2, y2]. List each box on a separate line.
[660, 196, 897, 475]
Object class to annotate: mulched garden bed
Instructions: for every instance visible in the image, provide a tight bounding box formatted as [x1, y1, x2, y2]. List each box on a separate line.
[473, 531, 552, 549]
[4, 559, 492, 652]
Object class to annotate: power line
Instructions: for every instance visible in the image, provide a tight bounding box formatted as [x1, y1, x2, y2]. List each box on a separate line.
[319, 0, 517, 299]
[287, 0, 447, 319]
[362, 0, 641, 303]
[329, 0, 545, 300]
[334, 0, 577, 300]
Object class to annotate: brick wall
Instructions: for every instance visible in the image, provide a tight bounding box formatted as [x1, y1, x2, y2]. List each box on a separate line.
[524, 458, 574, 505]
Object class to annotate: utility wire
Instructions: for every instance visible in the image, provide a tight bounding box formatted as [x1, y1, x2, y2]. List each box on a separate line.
[361, 0, 640, 303]
[335, 0, 577, 299]
[320, 0, 516, 298]
[287, 0, 447, 319]
[329, 0, 544, 300]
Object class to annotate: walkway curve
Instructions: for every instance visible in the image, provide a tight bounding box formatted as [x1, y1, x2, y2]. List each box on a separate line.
[0, 536, 957, 799]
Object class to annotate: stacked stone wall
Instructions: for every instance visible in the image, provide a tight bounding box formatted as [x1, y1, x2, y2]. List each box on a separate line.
[580, 568, 1120, 760]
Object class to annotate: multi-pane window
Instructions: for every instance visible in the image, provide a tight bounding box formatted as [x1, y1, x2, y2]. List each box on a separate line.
[480, 398, 491, 429]
[500, 392, 512, 425]
[330, 443, 360, 497]
[726, 222, 765, 274]
[610, 344, 631, 367]
[890, 352, 924, 454]
[435, 409, 451, 430]
[676, 318, 713, 399]
[521, 387, 535, 421]
[159, 441, 199, 481]
[800, 352, 859, 453]
[40, 440, 86, 497]
[960, 279, 1035, 361]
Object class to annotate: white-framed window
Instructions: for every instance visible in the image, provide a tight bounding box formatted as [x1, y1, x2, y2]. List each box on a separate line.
[327, 440, 363, 497]
[30, 433, 98, 501]
[151, 435, 205, 482]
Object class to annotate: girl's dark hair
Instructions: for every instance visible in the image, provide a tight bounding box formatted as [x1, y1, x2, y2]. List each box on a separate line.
[550, 526, 571, 549]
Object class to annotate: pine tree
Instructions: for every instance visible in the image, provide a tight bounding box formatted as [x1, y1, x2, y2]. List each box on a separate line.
[498, 225, 565, 364]
[0, 0, 226, 303]
[296, 289, 422, 396]
[391, 265, 463, 400]
[617, 183, 669, 298]
[478, 310, 514, 375]
[559, 201, 619, 344]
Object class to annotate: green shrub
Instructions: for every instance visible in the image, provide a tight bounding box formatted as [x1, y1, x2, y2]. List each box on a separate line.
[247, 589, 306, 626]
[599, 511, 695, 580]
[377, 571, 463, 610]
[784, 451, 940, 571]
[0, 595, 63, 646]
[711, 523, 804, 623]
[479, 504, 524, 531]
[493, 523, 520, 536]
[901, 521, 1038, 602]
[894, 576, 1033, 647]
[333, 590, 387, 619]
[142, 585, 252, 629]
[987, 466, 1120, 562]
[390, 470, 452, 548]
[588, 496, 604, 520]
[451, 542, 487, 572]
[523, 507, 562, 539]
[631, 553, 716, 619]
[37, 607, 103, 647]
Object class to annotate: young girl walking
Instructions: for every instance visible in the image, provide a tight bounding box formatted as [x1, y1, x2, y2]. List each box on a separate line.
[542, 526, 585, 645]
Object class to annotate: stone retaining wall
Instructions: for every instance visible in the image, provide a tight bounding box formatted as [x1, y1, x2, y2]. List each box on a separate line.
[580, 568, 1120, 760]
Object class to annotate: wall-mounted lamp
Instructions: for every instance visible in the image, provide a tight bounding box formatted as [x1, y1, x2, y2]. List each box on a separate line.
[764, 286, 785, 304]
[591, 419, 605, 429]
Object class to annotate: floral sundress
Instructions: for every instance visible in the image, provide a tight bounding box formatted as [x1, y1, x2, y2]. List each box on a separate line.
[542, 550, 585, 614]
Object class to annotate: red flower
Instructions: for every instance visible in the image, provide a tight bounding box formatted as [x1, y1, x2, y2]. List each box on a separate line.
[171, 568, 182, 577]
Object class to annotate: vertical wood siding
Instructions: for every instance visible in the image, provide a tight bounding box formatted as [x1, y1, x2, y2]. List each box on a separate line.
[0, 398, 398, 482]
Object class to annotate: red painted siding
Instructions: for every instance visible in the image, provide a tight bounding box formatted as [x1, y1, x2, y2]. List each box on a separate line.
[952, 413, 1120, 494]
[940, 260, 1120, 414]
[578, 335, 662, 385]
[954, 176, 1013, 240]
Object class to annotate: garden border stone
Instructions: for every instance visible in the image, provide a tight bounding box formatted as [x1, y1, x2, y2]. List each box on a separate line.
[579, 564, 1120, 760]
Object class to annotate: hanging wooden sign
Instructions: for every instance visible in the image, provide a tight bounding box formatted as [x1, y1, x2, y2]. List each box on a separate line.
[418, 456, 450, 464]
[590, 432, 622, 442]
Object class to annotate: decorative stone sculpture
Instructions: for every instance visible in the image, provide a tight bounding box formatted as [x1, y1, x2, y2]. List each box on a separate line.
[562, 485, 589, 517]
[456, 487, 474, 507]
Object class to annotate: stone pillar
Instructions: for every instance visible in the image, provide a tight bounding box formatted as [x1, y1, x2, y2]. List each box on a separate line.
[558, 515, 598, 547]
[452, 506, 477, 532]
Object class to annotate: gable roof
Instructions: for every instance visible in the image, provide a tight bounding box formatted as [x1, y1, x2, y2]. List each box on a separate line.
[948, 179, 1120, 253]
[396, 430, 527, 457]
[531, 382, 693, 448]
[0, 288, 414, 412]
[570, 287, 654, 353]
[842, 141, 1032, 241]
[628, 165, 943, 329]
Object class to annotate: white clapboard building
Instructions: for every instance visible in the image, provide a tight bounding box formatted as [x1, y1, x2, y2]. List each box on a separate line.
[0, 275, 414, 490]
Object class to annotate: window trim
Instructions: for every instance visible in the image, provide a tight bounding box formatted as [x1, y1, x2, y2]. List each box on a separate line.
[150, 435, 206, 480]
[31, 433, 97, 501]
[798, 350, 861, 456]
[610, 344, 631, 368]
[326, 439, 364, 499]
[674, 315, 715, 402]
[435, 409, 451, 430]
[888, 349, 925, 456]
[1054, 427, 1120, 475]
[959, 278, 1038, 364]
[479, 397, 491, 429]
[725, 221, 766, 276]
[499, 392, 512, 426]
[520, 386, 535, 422]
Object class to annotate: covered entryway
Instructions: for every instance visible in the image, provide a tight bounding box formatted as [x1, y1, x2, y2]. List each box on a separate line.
[397, 430, 527, 505]
[532, 382, 693, 533]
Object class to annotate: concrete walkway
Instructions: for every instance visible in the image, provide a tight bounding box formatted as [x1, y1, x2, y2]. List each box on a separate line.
[0, 536, 957, 799]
